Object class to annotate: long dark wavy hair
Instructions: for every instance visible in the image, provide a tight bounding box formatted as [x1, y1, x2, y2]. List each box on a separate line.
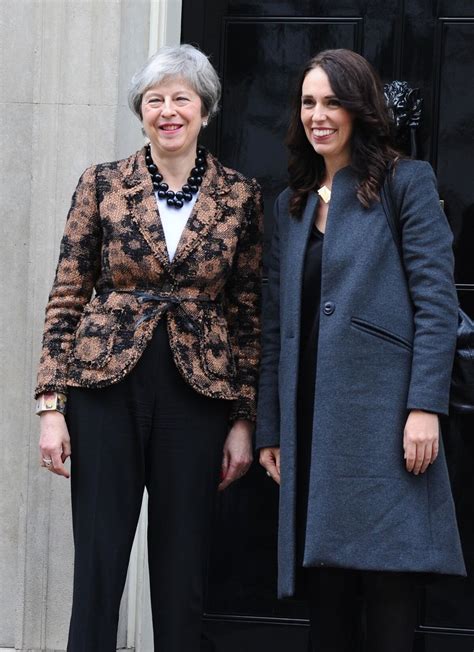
[287, 49, 401, 217]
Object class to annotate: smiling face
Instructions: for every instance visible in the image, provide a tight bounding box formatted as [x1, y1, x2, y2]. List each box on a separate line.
[300, 66, 354, 169]
[141, 77, 206, 158]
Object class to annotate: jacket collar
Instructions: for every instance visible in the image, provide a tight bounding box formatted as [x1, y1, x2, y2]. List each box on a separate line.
[123, 147, 232, 270]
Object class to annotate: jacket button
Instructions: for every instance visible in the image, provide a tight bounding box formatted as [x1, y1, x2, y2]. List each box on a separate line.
[323, 301, 335, 315]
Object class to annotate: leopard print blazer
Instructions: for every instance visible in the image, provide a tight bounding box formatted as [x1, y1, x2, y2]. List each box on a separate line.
[35, 147, 263, 421]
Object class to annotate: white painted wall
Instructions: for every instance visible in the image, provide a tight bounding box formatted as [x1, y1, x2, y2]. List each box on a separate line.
[0, 1, 181, 649]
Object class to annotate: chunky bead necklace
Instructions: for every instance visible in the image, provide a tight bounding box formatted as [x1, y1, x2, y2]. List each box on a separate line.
[145, 144, 207, 209]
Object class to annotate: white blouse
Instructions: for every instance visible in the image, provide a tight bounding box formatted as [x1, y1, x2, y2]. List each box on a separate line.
[155, 192, 199, 261]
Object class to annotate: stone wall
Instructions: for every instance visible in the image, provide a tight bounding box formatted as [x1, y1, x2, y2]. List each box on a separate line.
[0, 1, 181, 649]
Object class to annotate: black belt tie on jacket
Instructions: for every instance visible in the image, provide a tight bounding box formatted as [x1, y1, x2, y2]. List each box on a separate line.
[98, 288, 218, 333]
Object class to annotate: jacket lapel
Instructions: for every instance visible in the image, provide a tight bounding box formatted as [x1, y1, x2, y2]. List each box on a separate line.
[171, 153, 231, 267]
[122, 148, 170, 268]
[122, 148, 231, 270]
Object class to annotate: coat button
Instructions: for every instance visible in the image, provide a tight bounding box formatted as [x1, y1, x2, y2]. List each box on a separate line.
[323, 301, 335, 315]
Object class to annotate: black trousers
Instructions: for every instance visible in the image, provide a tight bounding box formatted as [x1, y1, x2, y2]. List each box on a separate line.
[66, 321, 230, 652]
[306, 567, 419, 652]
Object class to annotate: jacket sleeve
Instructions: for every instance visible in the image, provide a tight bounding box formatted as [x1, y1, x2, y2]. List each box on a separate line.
[35, 166, 102, 398]
[397, 161, 458, 415]
[255, 195, 282, 448]
[224, 179, 264, 422]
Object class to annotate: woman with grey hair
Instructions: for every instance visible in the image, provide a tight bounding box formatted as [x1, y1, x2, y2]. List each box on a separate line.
[36, 43, 263, 651]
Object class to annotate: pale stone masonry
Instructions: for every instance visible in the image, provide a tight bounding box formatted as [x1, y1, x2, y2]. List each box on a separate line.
[0, 1, 181, 649]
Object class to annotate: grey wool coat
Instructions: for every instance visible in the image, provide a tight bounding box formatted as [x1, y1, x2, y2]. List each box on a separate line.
[256, 160, 466, 599]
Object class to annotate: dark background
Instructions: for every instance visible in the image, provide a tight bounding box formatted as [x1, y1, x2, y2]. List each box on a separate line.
[181, 2, 474, 649]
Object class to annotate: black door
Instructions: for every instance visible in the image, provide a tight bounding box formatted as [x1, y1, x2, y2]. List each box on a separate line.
[181, 2, 474, 650]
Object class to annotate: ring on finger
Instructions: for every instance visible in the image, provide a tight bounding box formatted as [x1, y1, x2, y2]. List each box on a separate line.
[42, 458, 53, 466]
[266, 471, 271, 478]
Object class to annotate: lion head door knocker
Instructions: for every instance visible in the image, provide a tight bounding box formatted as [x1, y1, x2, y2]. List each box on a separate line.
[383, 81, 422, 158]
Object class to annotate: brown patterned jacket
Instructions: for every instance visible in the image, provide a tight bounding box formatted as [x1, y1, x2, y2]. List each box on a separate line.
[35, 147, 263, 421]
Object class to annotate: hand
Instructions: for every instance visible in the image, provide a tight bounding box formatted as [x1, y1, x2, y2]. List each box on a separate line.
[259, 446, 281, 485]
[218, 419, 254, 491]
[39, 411, 71, 478]
[403, 409, 439, 475]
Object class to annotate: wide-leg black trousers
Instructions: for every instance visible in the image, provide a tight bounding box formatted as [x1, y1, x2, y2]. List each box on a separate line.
[66, 321, 230, 652]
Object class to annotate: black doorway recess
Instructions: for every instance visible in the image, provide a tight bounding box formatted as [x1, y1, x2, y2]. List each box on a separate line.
[181, 2, 474, 650]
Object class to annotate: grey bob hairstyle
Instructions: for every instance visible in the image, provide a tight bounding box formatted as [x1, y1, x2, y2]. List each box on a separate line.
[128, 44, 221, 121]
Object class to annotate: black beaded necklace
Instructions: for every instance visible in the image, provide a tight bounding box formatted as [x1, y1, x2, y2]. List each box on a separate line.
[145, 144, 207, 209]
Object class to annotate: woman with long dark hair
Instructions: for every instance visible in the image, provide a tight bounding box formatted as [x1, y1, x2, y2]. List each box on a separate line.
[257, 48, 464, 651]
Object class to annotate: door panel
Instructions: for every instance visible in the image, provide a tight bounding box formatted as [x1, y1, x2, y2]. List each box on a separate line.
[182, 1, 474, 648]
[434, 18, 474, 283]
[220, 17, 362, 244]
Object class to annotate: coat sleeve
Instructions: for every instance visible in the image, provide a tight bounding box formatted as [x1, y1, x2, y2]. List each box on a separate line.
[397, 161, 458, 415]
[255, 195, 282, 448]
[35, 166, 102, 398]
[224, 179, 264, 422]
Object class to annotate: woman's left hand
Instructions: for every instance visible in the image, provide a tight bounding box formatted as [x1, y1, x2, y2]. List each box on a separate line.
[403, 409, 440, 475]
[218, 419, 254, 491]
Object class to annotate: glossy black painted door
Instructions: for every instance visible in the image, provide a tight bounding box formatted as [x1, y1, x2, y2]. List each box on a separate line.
[182, 2, 474, 649]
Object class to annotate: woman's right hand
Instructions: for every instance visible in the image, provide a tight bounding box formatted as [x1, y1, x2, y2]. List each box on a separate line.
[259, 446, 281, 485]
[39, 412, 71, 478]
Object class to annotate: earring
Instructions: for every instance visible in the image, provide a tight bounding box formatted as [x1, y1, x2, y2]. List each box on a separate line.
[202, 120, 208, 128]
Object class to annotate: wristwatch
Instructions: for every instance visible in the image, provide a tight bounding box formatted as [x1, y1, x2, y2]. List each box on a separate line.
[35, 392, 67, 416]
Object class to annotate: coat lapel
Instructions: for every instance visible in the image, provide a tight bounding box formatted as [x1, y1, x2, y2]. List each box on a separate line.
[285, 192, 318, 325]
[122, 148, 170, 268]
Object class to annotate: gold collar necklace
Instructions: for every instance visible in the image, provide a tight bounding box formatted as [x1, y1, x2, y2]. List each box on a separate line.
[317, 185, 331, 204]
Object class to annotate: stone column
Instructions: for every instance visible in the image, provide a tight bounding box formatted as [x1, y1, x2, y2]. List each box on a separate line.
[0, 1, 181, 650]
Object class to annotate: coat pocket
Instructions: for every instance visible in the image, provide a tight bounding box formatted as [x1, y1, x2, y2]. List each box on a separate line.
[72, 306, 123, 369]
[199, 315, 236, 380]
[350, 317, 413, 352]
